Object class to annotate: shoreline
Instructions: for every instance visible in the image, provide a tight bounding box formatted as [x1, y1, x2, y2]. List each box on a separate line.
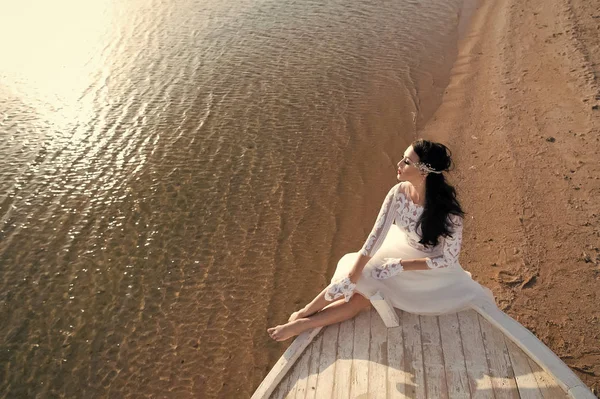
[422, 0, 599, 393]
[254, 3, 493, 396]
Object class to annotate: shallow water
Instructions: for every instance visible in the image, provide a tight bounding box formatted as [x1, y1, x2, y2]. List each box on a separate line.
[0, 0, 467, 397]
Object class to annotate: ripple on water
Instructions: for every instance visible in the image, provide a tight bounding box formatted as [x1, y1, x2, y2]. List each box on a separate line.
[0, 0, 466, 397]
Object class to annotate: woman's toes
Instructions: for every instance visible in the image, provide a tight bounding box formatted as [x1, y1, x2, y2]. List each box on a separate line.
[267, 321, 303, 341]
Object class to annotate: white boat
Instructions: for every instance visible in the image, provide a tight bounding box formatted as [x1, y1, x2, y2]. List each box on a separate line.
[252, 293, 595, 398]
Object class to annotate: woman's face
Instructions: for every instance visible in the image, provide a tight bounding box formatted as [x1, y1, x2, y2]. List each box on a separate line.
[396, 145, 424, 183]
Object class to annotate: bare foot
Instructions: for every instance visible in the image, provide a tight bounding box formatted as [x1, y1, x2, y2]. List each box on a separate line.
[267, 320, 306, 341]
[288, 309, 307, 323]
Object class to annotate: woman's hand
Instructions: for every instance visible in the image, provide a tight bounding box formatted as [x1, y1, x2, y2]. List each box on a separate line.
[324, 276, 356, 302]
[371, 258, 404, 279]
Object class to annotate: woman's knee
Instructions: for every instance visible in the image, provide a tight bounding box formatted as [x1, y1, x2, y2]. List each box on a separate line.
[350, 293, 371, 314]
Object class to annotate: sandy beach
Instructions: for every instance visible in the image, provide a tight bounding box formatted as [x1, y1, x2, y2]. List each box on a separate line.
[421, 0, 600, 393]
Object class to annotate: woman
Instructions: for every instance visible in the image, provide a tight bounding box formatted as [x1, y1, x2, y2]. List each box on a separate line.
[268, 139, 495, 341]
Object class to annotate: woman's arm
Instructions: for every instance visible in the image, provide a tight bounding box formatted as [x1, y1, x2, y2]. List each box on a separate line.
[348, 253, 372, 283]
[396, 258, 431, 271]
[350, 256, 430, 282]
[359, 184, 401, 257]
[324, 185, 400, 301]
[349, 256, 431, 281]
[344, 184, 400, 284]
[372, 214, 464, 279]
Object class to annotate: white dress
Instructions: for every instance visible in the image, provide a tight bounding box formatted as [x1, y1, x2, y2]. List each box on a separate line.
[331, 182, 496, 316]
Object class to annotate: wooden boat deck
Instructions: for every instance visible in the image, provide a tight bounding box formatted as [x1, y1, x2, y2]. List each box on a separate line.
[254, 306, 594, 399]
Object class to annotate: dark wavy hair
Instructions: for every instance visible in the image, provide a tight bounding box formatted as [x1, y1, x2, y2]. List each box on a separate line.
[412, 139, 465, 247]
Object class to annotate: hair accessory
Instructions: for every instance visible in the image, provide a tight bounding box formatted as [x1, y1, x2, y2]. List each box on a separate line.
[415, 162, 443, 175]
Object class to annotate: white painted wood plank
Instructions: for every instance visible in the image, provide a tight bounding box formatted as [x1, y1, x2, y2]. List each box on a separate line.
[420, 315, 449, 399]
[280, 355, 302, 399]
[350, 309, 370, 398]
[472, 301, 591, 394]
[283, 378, 297, 399]
[332, 318, 354, 399]
[504, 337, 543, 399]
[567, 386, 596, 399]
[387, 309, 407, 398]
[252, 327, 322, 399]
[370, 291, 400, 328]
[457, 310, 495, 399]
[287, 338, 313, 399]
[504, 337, 544, 398]
[527, 357, 568, 399]
[478, 314, 520, 399]
[312, 324, 339, 398]
[269, 380, 285, 399]
[438, 313, 471, 399]
[271, 368, 293, 399]
[304, 333, 323, 399]
[369, 307, 388, 399]
[402, 311, 426, 399]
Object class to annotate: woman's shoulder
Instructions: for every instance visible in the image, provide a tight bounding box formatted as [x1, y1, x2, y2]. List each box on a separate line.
[394, 181, 409, 197]
[388, 182, 409, 203]
[395, 182, 421, 206]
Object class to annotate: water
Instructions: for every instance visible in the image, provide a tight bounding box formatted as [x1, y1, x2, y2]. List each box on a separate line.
[0, 0, 468, 397]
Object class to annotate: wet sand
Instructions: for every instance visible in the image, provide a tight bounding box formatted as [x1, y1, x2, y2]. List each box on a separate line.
[421, 0, 600, 393]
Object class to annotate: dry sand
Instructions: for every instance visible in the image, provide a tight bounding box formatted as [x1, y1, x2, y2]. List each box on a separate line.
[422, 0, 600, 393]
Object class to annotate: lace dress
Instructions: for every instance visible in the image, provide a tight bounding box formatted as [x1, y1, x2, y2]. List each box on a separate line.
[331, 182, 496, 315]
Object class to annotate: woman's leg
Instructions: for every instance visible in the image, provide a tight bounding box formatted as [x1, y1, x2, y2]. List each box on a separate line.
[269, 293, 371, 341]
[289, 285, 346, 322]
[290, 253, 364, 322]
[288, 288, 328, 322]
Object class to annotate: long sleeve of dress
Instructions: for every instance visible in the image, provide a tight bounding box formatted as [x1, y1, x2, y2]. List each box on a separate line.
[359, 184, 400, 257]
[424, 214, 463, 269]
[371, 213, 463, 279]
